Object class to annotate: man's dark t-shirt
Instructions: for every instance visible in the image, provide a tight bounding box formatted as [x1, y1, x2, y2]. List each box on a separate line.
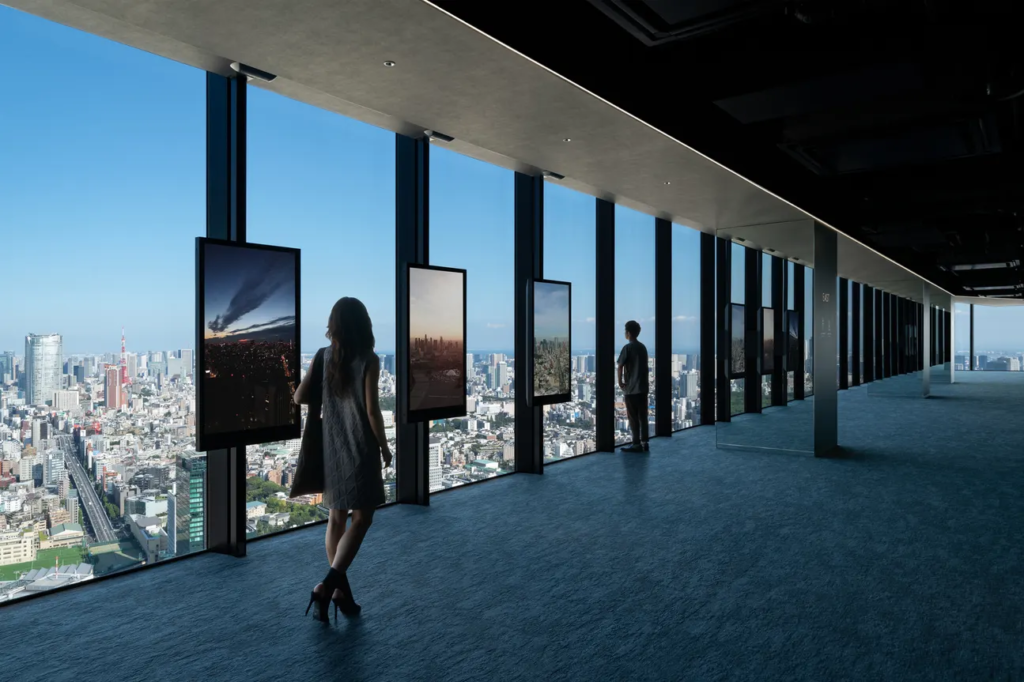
[617, 339, 649, 396]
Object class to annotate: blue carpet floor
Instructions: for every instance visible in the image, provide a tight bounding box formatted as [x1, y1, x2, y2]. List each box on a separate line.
[4, 372, 1022, 681]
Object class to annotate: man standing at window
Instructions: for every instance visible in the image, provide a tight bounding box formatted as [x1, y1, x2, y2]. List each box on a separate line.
[617, 320, 650, 453]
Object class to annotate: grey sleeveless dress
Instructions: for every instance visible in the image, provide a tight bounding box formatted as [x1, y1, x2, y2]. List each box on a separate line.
[321, 348, 385, 510]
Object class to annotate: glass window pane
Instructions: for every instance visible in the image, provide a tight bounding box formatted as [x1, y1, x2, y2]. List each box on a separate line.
[953, 303, 970, 370]
[671, 225, 701, 430]
[804, 267, 814, 396]
[429, 147, 515, 487]
[973, 306, 1024, 370]
[542, 184, 596, 461]
[614, 207, 655, 446]
[761, 253, 772, 408]
[730, 244, 746, 414]
[1, 8, 204, 594]
[245, 89, 397, 538]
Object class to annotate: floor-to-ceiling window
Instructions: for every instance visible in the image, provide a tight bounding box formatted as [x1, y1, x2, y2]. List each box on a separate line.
[0, 8, 205, 597]
[761, 253, 773, 408]
[973, 305, 1024, 371]
[847, 281, 854, 386]
[804, 267, 814, 396]
[787, 261, 796, 401]
[614, 207, 656, 445]
[671, 224, 701, 430]
[429, 146, 515, 488]
[542, 184, 596, 460]
[953, 302, 971, 371]
[246, 89, 397, 536]
[730, 244, 747, 415]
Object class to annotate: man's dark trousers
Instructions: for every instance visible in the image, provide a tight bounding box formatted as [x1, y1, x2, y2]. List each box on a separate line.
[624, 393, 649, 446]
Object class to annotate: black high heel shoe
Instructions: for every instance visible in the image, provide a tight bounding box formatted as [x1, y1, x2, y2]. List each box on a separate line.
[305, 584, 331, 623]
[331, 571, 361, 620]
[305, 568, 346, 622]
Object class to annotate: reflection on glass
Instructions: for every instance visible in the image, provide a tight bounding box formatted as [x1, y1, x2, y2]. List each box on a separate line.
[730, 304, 745, 376]
[763, 308, 774, 373]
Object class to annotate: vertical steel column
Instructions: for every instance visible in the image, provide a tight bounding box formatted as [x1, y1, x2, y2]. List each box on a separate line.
[771, 256, 786, 405]
[699, 233, 716, 425]
[595, 199, 616, 452]
[812, 223, 838, 456]
[654, 219, 672, 437]
[922, 288, 931, 396]
[838, 278, 849, 389]
[880, 292, 888, 376]
[793, 262, 806, 400]
[896, 297, 904, 375]
[851, 283, 861, 386]
[874, 289, 883, 379]
[969, 304, 975, 370]
[715, 238, 732, 420]
[744, 246, 761, 414]
[862, 285, 874, 383]
[514, 173, 544, 473]
[944, 310, 951, 363]
[205, 73, 247, 557]
[395, 135, 430, 505]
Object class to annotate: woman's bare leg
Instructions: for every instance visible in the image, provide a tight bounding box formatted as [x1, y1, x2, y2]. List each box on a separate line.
[325, 509, 347, 565]
[331, 507, 375, 571]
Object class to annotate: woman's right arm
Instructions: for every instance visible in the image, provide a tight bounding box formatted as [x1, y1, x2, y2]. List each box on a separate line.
[364, 355, 393, 467]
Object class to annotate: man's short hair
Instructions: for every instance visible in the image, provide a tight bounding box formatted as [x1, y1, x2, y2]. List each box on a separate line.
[625, 320, 641, 337]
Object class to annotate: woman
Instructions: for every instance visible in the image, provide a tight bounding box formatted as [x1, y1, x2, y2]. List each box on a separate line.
[295, 297, 393, 622]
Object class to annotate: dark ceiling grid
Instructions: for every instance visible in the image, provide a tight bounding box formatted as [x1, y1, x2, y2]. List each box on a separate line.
[431, 0, 1024, 298]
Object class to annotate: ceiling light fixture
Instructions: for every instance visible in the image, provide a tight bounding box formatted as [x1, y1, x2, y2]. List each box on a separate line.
[424, 129, 454, 143]
[735, 237, 746, 242]
[950, 262, 1016, 271]
[229, 62, 277, 82]
[542, 170, 565, 181]
[383, 60, 396, 67]
[563, 137, 572, 142]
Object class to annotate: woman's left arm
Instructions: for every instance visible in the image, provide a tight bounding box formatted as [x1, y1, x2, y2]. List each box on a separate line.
[294, 358, 313, 405]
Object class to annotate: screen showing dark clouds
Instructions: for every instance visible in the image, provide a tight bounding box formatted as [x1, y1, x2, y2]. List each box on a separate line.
[204, 244, 296, 344]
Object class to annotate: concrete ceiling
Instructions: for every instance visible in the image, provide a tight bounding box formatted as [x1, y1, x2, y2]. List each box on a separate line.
[6, 0, 972, 305]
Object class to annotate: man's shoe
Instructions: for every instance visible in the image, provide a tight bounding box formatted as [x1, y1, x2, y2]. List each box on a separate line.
[621, 444, 643, 453]
[642, 443, 650, 452]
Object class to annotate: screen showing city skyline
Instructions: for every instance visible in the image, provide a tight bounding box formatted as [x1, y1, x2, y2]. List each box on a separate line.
[532, 279, 571, 404]
[730, 303, 745, 377]
[787, 310, 800, 372]
[197, 239, 300, 450]
[763, 307, 774, 374]
[407, 264, 466, 421]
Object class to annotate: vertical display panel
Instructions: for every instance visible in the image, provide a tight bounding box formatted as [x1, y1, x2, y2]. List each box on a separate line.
[787, 310, 800, 372]
[530, 279, 572, 405]
[406, 264, 467, 422]
[763, 307, 774, 374]
[730, 303, 745, 377]
[196, 238, 301, 451]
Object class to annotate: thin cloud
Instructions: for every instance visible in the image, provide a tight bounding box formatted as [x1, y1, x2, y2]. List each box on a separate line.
[486, 323, 506, 329]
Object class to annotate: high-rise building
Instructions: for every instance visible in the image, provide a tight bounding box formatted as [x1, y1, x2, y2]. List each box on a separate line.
[679, 371, 698, 400]
[175, 454, 206, 555]
[428, 437, 442, 491]
[66, 490, 80, 525]
[45, 448, 64, 487]
[25, 334, 62, 406]
[0, 350, 15, 382]
[466, 354, 475, 379]
[166, 487, 177, 556]
[53, 390, 79, 411]
[105, 366, 123, 410]
[127, 353, 138, 380]
[180, 349, 193, 378]
[496, 362, 508, 389]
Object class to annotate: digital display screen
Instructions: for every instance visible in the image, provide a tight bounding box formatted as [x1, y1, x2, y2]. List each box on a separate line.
[407, 265, 467, 422]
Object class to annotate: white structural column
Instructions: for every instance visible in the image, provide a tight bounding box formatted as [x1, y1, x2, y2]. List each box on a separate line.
[813, 222, 838, 456]
[949, 298, 956, 384]
[922, 285, 931, 397]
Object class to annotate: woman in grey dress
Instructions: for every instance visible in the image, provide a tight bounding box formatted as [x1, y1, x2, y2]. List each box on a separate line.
[295, 297, 392, 620]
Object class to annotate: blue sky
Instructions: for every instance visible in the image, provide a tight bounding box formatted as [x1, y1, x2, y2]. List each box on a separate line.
[4, 6, 1020, 358]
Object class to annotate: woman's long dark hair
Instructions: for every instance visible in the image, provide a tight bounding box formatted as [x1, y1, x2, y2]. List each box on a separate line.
[326, 297, 375, 397]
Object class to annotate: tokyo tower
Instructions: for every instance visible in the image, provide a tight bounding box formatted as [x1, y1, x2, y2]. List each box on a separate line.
[120, 327, 130, 385]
